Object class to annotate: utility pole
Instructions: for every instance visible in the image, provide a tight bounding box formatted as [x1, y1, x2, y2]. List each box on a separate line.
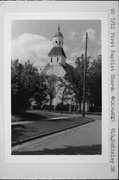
[82, 32, 88, 118]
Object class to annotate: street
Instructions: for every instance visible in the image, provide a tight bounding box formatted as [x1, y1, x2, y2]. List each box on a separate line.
[12, 110, 97, 146]
[12, 118, 101, 155]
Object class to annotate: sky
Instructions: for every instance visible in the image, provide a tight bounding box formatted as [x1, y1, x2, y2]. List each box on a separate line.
[11, 20, 101, 67]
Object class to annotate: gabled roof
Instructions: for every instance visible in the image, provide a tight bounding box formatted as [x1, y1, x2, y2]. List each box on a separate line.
[41, 63, 51, 75]
[41, 63, 66, 77]
[48, 47, 66, 58]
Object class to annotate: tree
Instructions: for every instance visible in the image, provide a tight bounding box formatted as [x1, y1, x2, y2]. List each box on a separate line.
[11, 59, 24, 113]
[33, 75, 48, 109]
[45, 74, 57, 111]
[61, 55, 90, 112]
[11, 60, 48, 113]
[60, 55, 101, 113]
[87, 55, 101, 111]
[58, 77, 73, 105]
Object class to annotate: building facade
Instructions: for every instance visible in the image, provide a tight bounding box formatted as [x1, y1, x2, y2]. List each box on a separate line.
[42, 24, 89, 112]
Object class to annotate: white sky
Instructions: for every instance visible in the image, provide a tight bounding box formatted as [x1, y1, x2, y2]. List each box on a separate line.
[11, 20, 101, 66]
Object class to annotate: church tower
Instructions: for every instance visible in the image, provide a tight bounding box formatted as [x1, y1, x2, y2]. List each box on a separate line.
[48, 24, 66, 65]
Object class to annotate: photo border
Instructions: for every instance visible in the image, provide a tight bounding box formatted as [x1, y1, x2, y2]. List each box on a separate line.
[4, 12, 108, 163]
[0, 1, 118, 179]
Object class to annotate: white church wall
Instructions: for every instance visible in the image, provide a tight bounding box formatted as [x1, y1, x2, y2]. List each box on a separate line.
[49, 56, 61, 65]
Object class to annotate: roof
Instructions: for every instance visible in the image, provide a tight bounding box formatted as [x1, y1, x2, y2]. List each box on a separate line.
[53, 31, 64, 38]
[48, 47, 66, 58]
[41, 63, 51, 75]
[41, 63, 66, 77]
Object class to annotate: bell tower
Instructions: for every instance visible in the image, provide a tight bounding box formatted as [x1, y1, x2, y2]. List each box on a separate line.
[53, 24, 64, 47]
[48, 24, 66, 65]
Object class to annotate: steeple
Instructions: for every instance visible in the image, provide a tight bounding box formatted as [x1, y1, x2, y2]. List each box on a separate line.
[53, 24, 64, 47]
[58, 23, 60, 32]
[48, 24, 66, 65]
[54, 24, 64, 38]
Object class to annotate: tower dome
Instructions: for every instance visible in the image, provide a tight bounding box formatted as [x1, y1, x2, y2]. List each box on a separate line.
[48, 24, 66, 65]
[53, 24, 64, 38]
[53, 24, 64, 47]
[54, 31, 63, 38]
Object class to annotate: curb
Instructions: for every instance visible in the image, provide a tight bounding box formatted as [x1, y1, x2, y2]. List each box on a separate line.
[12, 119, 95, 147]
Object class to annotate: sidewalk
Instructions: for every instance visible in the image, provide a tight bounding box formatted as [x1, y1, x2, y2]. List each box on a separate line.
[12, 110, 101, 147]
[12, 120, 101, 155]
[12, 116, 95, 146]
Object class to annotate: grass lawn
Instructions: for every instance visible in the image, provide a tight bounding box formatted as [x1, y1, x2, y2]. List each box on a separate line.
[12, 110, 68, 122]
[12, 110, 95, 146]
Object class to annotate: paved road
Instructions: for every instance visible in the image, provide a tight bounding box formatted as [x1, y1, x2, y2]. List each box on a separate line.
[12, 119, 101, 155]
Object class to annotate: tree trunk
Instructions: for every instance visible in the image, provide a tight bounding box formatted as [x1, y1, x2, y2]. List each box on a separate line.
[49, 98, 52, 111]
[61, 88, 65, 105]
[73, 104, 76, 113]
[76, 103, 78, 113]
[69, 104, 71, 112]
[79, 101, 82, 113]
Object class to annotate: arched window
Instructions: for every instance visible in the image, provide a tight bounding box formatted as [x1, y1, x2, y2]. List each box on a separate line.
[57, 57, 59, 62]
[51, 57, 52, 63]
[55, 41, 57, 44]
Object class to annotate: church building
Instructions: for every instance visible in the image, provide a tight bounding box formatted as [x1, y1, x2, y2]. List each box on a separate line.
[42, 24, 89, 112]
[42, 24, 66, 77]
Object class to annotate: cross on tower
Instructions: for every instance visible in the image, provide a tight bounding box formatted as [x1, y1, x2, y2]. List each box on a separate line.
[58, 23, 60, 32]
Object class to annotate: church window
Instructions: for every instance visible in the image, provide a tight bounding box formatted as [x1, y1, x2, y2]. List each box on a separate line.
[57, 57, 59, 62]
[51, 57, 52, 63]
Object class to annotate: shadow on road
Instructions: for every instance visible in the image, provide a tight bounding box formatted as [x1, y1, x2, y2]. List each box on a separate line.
[12, 144, 101, 155]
